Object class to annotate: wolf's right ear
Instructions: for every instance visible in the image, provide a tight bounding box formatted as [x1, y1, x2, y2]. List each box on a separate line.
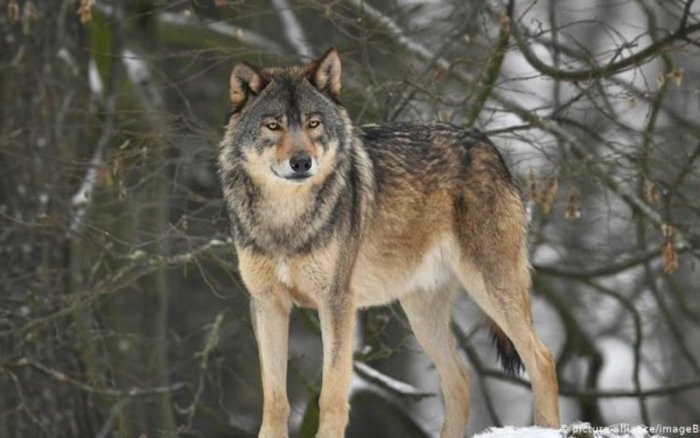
[229, 62, 266, 112]
[307, 48, 341, 103]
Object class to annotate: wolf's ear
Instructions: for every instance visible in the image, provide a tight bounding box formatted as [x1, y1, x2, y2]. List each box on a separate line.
[230, 62, 266, 112]
[307, 48, 341, 103]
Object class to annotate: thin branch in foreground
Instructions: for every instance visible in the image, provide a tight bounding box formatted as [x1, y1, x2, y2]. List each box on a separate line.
[12, 359, 188, 398]
[473, 361, 700, 400]
[533, 245, 691, 279]
[353, 361, 435, 401]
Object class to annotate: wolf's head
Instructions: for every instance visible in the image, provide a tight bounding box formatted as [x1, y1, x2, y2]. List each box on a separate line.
[221, 49, 352, 186]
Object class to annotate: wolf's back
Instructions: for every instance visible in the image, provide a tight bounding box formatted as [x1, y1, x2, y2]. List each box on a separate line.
[358, 122, 517, 196]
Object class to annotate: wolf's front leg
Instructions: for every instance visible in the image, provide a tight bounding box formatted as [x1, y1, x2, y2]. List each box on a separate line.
[316, 294, 356, 438]
[250, 292, 292, 438]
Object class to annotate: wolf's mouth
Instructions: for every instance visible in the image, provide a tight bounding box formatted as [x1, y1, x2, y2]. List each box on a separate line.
[271, 167, 313, 182]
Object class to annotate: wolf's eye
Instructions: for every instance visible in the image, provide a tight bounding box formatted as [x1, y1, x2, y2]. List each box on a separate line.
[265, 122, 280, 131]
[308, 120, 321, 129]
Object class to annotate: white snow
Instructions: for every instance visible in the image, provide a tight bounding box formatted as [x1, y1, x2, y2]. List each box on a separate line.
[474, 423, 666, 438]
[474, 426, 561, 438]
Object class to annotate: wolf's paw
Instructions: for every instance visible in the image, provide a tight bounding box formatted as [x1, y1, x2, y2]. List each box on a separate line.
[258, 425, 288, 438]
[315, 431, 344, 438]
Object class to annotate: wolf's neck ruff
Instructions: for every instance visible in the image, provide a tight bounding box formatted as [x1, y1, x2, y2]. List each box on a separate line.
[221, 133, 373, 257]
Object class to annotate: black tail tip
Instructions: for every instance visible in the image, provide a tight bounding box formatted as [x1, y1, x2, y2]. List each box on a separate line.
[490, 323, 524, 376]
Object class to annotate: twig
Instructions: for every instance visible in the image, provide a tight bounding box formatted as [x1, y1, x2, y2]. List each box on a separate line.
[159, 11, 285, 55]
[0, 238, 234, 338]
[582, 279, 647, 423]
[353, 361, 434, 401]
[458, 359, 700, 399]
[180, 311, 227, 427]
[534, 244, 690, 279]
[96, 399, 130, 438]
[13, 359, 188, 398]
[679, 0, 696, 32]
[388, 2, 485, 122]
[465, 9, 511, 127]
[667, 142, 700, 197]
[94, 3, 284, 54]
[345, 0, 463, 77]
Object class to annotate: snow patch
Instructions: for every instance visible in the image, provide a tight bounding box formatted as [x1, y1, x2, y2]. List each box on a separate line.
[474, 426, 560, 438]
[474, 423, 665, 438]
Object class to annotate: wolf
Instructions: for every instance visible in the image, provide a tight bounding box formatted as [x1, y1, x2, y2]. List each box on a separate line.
[218, 48, 560, 437]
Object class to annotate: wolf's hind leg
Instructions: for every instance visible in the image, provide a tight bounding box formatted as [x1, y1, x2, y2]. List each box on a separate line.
[456, 261, 560, 427]
[251, 291, 292, 438]
[401, 287, 470, 438]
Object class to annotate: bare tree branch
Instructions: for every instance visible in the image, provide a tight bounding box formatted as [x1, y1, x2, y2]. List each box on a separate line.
[12, 359, 188, 398]
[94, 3, 285, 54]
[159, 11, 285, 55]
[354, 361, 435, 401]
[69, 52, 121, 236]
[346, 0, 463, 77]
[679, 0, 697, 31]
[534, 244, 691, 279]
[270, 0, 313, 59]
[465, 12, 511, 126]
[507, 0, 700, 82]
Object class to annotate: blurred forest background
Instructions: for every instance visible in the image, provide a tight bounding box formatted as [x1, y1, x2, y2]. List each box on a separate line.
[1, 0, 700, 437]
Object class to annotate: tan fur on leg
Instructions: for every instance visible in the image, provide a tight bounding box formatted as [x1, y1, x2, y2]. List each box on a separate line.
[401, 287, 470, 438]
[457, 263, 560, 427]
[251, 292, 292, 438]
[316, 296, 356, 438]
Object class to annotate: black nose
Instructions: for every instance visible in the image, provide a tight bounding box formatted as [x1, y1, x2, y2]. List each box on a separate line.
[289, 153, 312, 174]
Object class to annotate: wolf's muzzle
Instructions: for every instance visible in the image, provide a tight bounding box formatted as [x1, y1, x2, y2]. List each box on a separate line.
[271, 154, 317, 182]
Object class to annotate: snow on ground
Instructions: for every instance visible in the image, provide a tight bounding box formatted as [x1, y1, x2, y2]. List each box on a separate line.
[474, 423, 666, 438]
[474, 426, 561, 438]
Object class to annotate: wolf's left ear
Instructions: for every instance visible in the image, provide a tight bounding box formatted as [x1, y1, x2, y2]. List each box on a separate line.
[307, 48, 341, 103]
[230, 62, 266, 112]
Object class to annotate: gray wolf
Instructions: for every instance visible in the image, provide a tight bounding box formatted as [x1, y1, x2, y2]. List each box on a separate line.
[218, 48, 560, 437]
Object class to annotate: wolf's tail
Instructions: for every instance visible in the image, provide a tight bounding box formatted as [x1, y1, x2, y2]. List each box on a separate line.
[489, 319, 524, 375]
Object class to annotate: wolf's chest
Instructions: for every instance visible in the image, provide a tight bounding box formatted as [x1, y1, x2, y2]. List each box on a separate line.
[274, 260, 294, 288]
[272, 256, 334, 308]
